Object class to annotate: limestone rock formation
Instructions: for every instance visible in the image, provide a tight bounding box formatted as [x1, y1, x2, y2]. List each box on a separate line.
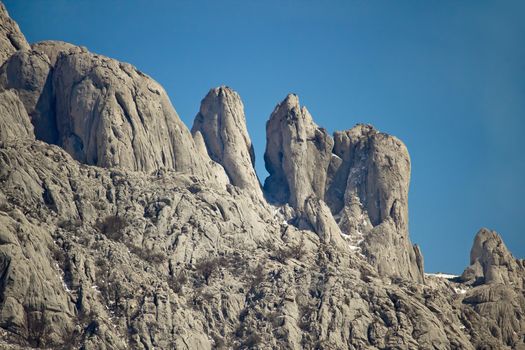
[264, 94, 333, 208]
[0, 46, 59, 143]
[264, 101, 423, 282]
[461, 228, 525, 286]
[0, 4, 523, 349]
[0, 90, 34, 141]
[327, 124, 424, 282]
[0, 27, 222, 179]
[192, 86, 263, 198]
[458, 228, 525, 348]
[52, 48, 216, 175]
[0, 3, 29, 66]
[31, 40, 76, 66]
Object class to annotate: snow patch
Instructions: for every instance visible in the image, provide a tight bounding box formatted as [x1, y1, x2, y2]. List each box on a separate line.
[425, 273, 459, 279]
[454, 287, 468, 295]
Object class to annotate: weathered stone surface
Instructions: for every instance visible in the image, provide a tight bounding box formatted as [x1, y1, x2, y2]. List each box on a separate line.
[192, 86, 262, 198]
[0, 48, 57, 143]
[0, 3, 29, 66]
[0, 38, 224, 181]
[264, 110, 423, 282]
[0, 41, 78, 144]
[0, 140, 488, 350]
[0, 90, 34, 141]
[461, 228, 524, 286]
[31, 40, 76, 66]
[52, 48, 214, 175]
[325, 124, 424, 282]
[264, 94, 334, 209]
[327, 124, 411, 229]
[0, 210, 76, 347]
[456, 228, 525, 349]
[0, 4, 523, 349]
[302, 196, 346, 247]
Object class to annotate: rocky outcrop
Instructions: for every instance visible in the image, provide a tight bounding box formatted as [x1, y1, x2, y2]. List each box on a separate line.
[0, 3, 29, 66]
[0, 46, 60, 143]
[264, 104, 423, 282]
[0, 90, 34, 141]
[461, 228, 525, 286]
[192, 86, 262, 198]
[0, 38, 225, 181]
[52, 48, 216, 175]
[457, 228, 525, 348]
[0, 4, 523, 349]
[0, 141, 481, 350]
[327, 124, 424, 282]
[264, 94, 333, 208]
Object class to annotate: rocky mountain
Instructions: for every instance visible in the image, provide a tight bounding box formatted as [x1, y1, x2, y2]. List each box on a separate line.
[0, 4, 524, 349]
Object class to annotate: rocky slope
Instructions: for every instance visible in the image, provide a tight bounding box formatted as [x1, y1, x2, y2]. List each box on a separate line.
[0, 4, 524, 349]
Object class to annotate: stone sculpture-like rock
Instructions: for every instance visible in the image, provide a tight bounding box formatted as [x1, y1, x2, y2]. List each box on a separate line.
[192, 86, 263, 198]
[461, 228, 524, 286]
[52, 48, 212, 175]
[264, 94, 334, 209]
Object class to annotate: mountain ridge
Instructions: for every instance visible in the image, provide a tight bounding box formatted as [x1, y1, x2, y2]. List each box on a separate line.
[0, 4, 524, 349]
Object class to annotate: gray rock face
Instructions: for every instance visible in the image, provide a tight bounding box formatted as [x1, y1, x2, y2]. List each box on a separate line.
[457, 228, 525, 348]
[0, 3, 29, 66]
[327, 124, 424, 282]
[327, 124, 411, 229]
[192, 86, 262, 198]
[31, 40, 76, 66]
[0, 41, 78, 144]
[264, 94, 334, 209]
[0, 90, 34, 141]
[264, 104, 423, 282]
[0, 38, 223, 181]
[52, 48, 212, 175]
[0, 48, 57, 143]
[0, 4, 524, 349]
[461, 228, 525, 286]
[0, 141, 477, 350]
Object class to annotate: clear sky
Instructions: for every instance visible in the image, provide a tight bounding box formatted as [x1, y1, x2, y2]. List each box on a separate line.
[5, 0, 524, 274]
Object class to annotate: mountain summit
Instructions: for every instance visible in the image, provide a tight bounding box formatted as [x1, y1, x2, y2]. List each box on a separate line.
[0, 4, 523, 349]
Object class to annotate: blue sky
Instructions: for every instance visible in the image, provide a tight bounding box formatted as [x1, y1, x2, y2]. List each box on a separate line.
[5, 0, 524, 273]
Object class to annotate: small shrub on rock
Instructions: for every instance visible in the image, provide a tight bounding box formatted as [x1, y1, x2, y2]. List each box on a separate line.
[96, 215, 128, 241]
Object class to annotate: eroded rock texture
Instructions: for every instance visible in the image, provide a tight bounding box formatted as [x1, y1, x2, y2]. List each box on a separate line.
[461, 228, 525, 286]
[0, 4, 523, 349]
[192, 86, 262, 199]
[264, 94, 333, 208]
[0, 90, 33, 141]
[0, 3, 28, 66]
[52, 48, 216, 175]
[0, 39, 222, 180]
[328, 124, 424, 282]
[263, 99, 423, 282]
[0, 45, 59, 143]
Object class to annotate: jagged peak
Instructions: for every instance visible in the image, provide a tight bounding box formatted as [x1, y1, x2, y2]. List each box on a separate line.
[470, 227, 507, 265]
[192, 85, 263, 199]
[461, 227, 524, 285]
